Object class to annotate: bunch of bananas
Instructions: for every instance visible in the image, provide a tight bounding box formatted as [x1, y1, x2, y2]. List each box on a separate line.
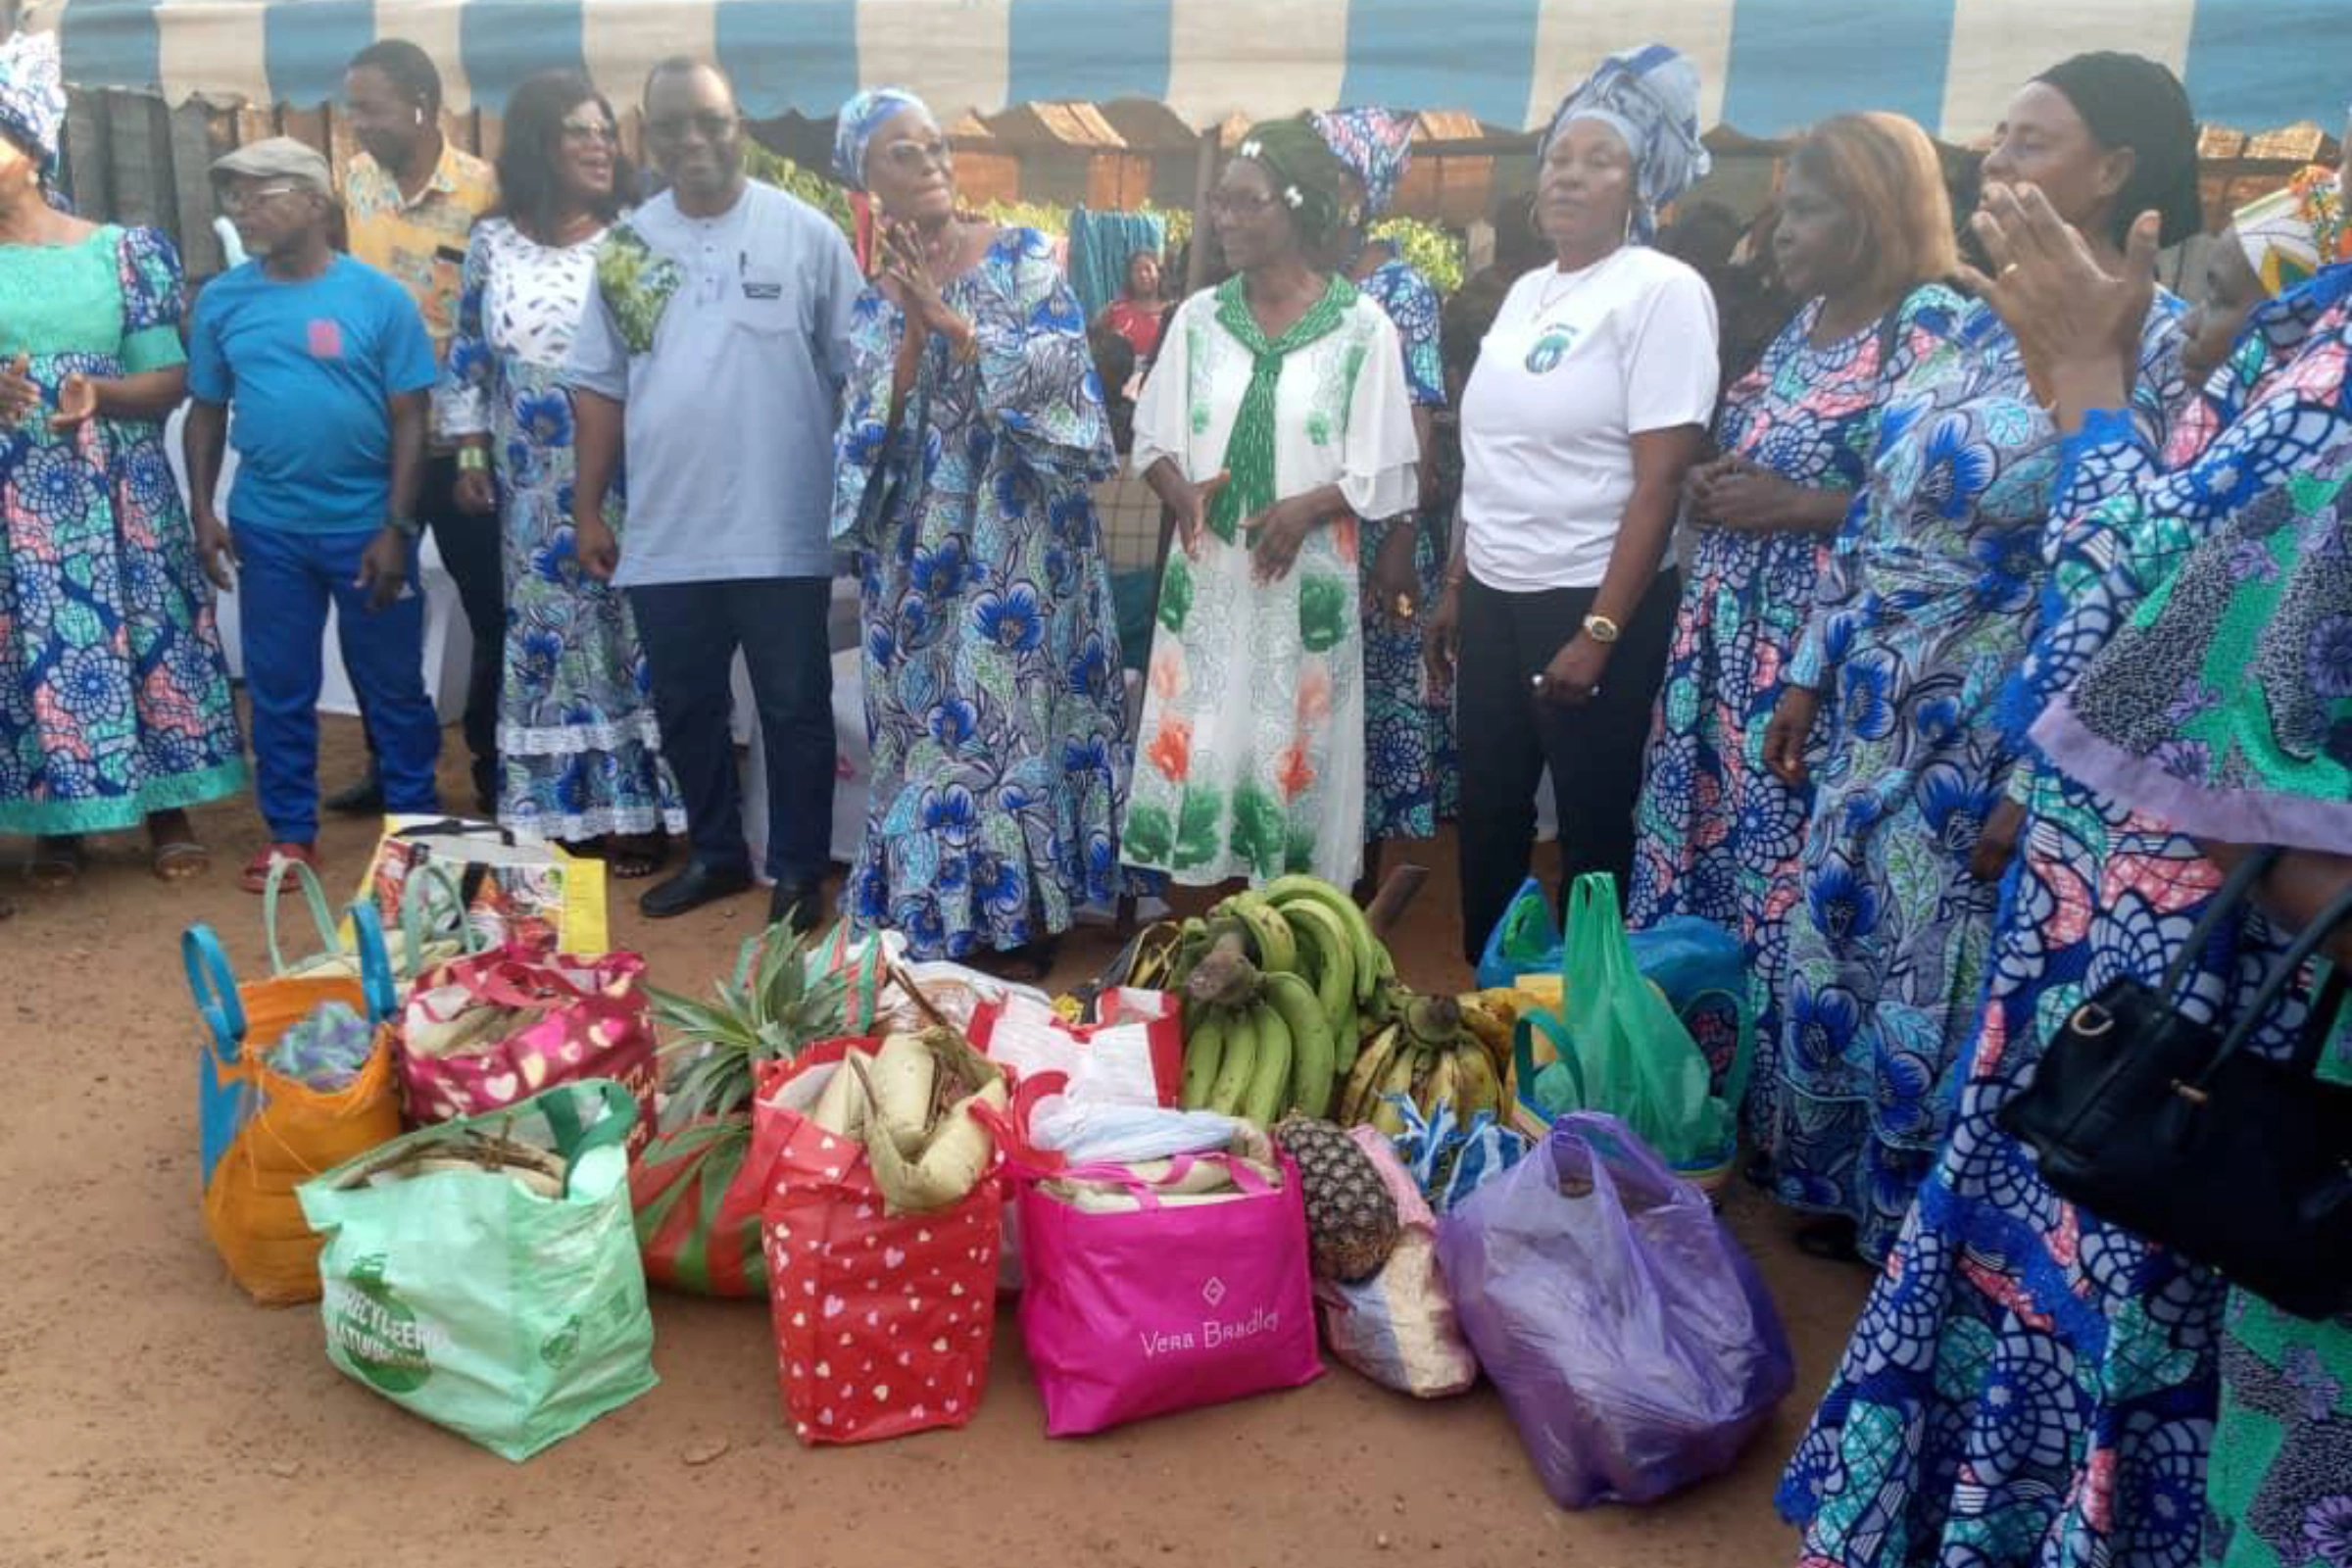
[1177, 941, 1343, 1124]
[1130, 876, 1396, 1074]
[1338, 991, 1522, 1135]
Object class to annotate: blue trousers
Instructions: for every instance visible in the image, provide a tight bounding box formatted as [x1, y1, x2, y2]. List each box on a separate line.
[628, 576, 833, 885]
[237, 524, 441, 842]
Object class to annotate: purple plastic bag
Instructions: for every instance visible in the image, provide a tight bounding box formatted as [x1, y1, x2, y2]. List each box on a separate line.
[1437, 1111, 1793, 1507]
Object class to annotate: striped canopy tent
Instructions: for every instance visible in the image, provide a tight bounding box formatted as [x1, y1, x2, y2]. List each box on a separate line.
[49, 0, 2349, 140]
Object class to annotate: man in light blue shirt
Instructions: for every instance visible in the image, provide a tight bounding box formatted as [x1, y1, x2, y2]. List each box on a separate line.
[566, 57, 862, 926]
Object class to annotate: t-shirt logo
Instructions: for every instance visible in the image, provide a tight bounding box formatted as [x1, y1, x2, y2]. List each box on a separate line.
[1524, 325, 1579, 374]
[307, 318, 345, 360]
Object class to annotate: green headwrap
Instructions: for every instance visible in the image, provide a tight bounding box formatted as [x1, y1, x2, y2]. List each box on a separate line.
[1233, 116, 1360, 251]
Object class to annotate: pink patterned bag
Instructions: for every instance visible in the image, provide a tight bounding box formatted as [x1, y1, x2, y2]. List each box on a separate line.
[1012, 1151, 1322, 1436]
[397, 946, 658, 1159]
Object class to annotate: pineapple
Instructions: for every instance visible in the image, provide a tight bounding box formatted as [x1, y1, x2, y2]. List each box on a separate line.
[1272, 1115, 1400, 1282]
[648, 918, 867, 1129]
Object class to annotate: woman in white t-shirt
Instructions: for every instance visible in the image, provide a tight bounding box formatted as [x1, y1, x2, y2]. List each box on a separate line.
[1427, 44, 1720, 961]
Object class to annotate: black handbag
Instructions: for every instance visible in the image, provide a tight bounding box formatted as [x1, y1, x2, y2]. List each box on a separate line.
[1997, 850, 2352, 1320]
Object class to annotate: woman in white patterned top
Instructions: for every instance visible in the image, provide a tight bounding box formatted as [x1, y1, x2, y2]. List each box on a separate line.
[437, 70, 682, 869]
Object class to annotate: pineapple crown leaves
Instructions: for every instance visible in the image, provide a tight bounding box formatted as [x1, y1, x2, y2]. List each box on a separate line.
[649, 918, 866, 1123]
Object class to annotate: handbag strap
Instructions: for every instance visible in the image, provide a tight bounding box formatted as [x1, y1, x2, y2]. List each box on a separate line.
[2155, 847, 2284, 1003]
[1683, 984, 1757, 1112]
[396, 859, 479, 971]
[2198, 878, 2352, 1085]
[536, 1079, 641, 1193]
[262, 855, 343, 975]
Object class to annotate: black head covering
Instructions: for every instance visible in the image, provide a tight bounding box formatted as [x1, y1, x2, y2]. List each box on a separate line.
[2033, 51, 2203, 248]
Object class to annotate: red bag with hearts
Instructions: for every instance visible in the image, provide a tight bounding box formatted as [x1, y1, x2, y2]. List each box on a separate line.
[396, 946, 658, 1159]
[756, 1042, 1003, 1446]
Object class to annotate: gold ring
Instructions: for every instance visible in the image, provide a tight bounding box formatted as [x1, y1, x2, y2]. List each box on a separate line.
[2001, 262, 2021, 278]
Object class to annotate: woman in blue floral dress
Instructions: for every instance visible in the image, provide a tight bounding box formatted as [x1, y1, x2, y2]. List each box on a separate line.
[0, 35, 244, 889]
[1628, 114, 1961, 1136]
[1774, 57, 2322, 1568]
[439, 72, 682, 865]
[829, 89, 1133, 966]
[1756, 57, 2199, 1268]
[1310, 109, 1456, 855]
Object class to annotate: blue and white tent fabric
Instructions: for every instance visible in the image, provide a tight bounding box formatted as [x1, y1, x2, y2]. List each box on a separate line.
[50, 0, 2348, 138]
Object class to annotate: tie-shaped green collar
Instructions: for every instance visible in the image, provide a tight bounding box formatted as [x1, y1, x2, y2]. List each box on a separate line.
[1206, 272, 1357, 544]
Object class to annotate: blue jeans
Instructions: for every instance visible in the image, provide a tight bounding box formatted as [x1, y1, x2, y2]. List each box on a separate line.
[237, 524, 441, 842]
[628, 576, 833, 885]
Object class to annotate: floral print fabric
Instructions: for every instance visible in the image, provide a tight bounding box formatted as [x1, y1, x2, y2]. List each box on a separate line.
[1630, 286, 1962, 1132]
[832, 227, 1134, 959]
[438, 219, 683, 843]
[1355, 253, 1455, 843]
[0, 225, 245, 833]
[1768, 297, 2185, 1260]
[1121, 280, 1418, 888]
[1784, 281, 2350, 1568]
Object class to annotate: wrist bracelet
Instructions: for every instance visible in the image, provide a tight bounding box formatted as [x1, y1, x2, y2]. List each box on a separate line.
[456, 447, 489, 473]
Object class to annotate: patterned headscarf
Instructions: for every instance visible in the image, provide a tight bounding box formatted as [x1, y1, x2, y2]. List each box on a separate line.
[1234, 116, 1359, 249]
[0, 28, 66, 184]
[1541, 43, 1711, 243]
[1310, 108, 1414, 220]
[2232, 180, 2327, 298]
[832, 86, 926, 192]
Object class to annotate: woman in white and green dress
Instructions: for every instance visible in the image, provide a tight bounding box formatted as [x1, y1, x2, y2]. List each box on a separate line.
[1121, 118, 1418, 888]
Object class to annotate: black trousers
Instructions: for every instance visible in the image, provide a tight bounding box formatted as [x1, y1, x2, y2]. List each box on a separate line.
[352, 453, 505, 806]
[627, 575, 835, 886]
[1453, 570, 1679, 964]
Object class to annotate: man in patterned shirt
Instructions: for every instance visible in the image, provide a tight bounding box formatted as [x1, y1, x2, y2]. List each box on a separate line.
[331, 39, 504, 814]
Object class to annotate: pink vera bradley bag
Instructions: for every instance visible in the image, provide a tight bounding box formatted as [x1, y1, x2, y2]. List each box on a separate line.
[984, 1111, 1321, 1436]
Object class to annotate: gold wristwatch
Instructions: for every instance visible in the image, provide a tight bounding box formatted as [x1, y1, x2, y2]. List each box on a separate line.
[1582, 612, 1621, 644]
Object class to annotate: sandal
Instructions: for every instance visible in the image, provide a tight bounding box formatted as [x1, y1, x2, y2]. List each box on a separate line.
[26, 835, 83, 891]
[605, 834, 666, 881]
[240, 842, 321, 895]
[152, 840, 211, 882]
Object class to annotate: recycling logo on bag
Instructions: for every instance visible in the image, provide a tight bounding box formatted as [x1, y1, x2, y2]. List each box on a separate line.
[323, 1254, 441, 1393]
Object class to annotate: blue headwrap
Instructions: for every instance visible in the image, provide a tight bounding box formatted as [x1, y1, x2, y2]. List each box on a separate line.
[0, 29, 66, 185]
[1310, 108, 1415, 220]
[832, 86, 927, 192]
[1541, 44, 1711, 243]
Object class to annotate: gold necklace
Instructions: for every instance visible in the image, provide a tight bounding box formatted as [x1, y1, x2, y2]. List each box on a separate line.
[1535, 246, 1624, 315]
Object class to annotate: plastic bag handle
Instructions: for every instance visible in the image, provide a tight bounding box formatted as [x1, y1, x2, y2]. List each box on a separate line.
[965, 1077, 1071, 1179]
[1055, 1151, 1270, 1209]
[1513, 1009, 1586, 1112]
[182, 922, 245, 1064]
[534, 1079, 641, 1193]
[262, 855, 343, 975]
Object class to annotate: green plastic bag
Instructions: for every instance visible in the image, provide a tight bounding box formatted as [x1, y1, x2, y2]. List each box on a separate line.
[1513, 874, 1742, 1172]
[298, 1080, 658, 1461]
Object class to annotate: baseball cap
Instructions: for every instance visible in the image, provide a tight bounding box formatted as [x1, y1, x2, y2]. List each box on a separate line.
[210, 136, 333, 195]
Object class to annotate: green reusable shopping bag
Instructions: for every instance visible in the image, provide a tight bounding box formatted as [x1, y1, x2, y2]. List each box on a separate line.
[1513, 874, 1740, 1172]
[298, 1080, 658, 1461]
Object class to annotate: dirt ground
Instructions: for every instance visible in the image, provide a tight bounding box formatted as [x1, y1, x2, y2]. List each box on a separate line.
[1, 716, 1870, 1568]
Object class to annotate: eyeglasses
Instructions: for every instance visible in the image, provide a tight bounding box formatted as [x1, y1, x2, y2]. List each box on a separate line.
[1209, 189, 1277, 219]
[877, 137, 953, 175]
[560, 117, 619, 146]
[645, 111, 737, 144]
[218, 182, 308, 213]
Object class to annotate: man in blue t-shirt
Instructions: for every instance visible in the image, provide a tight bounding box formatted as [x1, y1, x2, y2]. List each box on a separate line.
[183, 136, 443, 892]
